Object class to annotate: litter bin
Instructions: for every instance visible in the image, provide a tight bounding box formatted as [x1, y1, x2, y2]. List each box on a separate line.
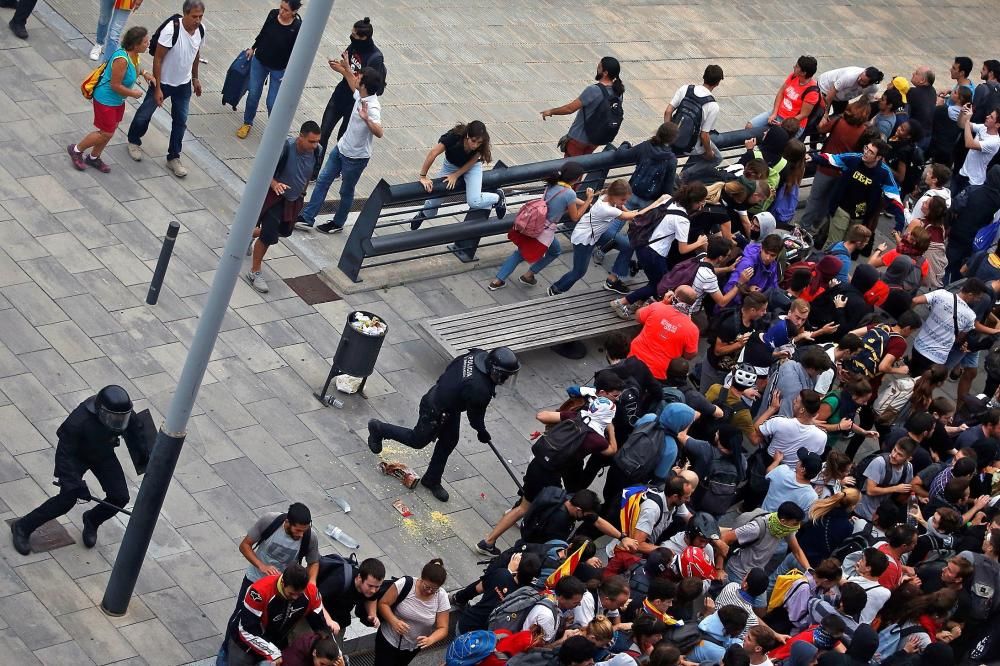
[314, 311, 389, 404]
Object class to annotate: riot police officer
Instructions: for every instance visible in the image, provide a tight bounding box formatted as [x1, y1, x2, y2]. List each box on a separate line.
[11, 385, 136, 555]
[367, 347, 520, 502]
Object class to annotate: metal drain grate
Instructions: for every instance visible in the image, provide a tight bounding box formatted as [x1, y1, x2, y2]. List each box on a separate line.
[284, 274, 342, 305]
[5, 518, 76, 552]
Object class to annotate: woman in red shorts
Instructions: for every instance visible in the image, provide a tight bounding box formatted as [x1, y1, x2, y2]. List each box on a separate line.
[68, 26, 154, 173]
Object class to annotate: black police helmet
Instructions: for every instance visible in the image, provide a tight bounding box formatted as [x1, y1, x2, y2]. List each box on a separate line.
[476, 347, 520, 385]
[95, 385, 133, 433]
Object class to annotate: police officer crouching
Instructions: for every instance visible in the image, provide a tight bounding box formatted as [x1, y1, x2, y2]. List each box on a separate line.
[11, 385, 140, 555]
[367, 347, 520, 502]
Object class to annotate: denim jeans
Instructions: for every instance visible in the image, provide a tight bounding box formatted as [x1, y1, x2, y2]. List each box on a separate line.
[551, 242, 595, 293]
[626, 246, 668, 304]
[748, 112, 806, 138]
[243, 56, 285, 125]
[127, 81, 192, 161]
[688, 640, 727, 664]
[96, 0, 130, 62]
[680, 141, 723, 183]
[300, 146, 370, 229]
[596, 218, 633, 280]
[496, 242, 562, 281]
[421, 160, 498, 218]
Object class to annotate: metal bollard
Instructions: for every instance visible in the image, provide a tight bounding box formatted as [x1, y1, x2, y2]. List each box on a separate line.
[146, 221, 181, 305]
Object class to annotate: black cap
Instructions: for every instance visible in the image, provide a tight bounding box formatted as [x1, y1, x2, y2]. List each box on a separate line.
[797, 447, 823, 479]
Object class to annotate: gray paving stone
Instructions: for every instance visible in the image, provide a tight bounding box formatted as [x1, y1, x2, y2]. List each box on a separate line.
[2, 282, 68, 327]
[55, 294, 125, 338]
[70, 358, 141, 399]
[185, 415, 243, 465]
[251, 319, 306, 348]
[0, 628, 40, 665]
[244, 396, 315, 447]
[212, 456, 288, 508]
[93, 333, 165, 379]
[18, 175, 82, 214]
[217, 327, 287, 373]
[118, 618, 193, 666]
[36, 321, 104, 364]
[18, 256, 86, 300]
[91, 245, 154, 287]
[191, 485, 259, 542]
[19, 349, 89, 396]
[0, 375, 67, 424]
[285, 439, 359, 490]
[160, 480, 213, 530]
[15, 558, 95, 617]
[0, 591, 72, 649]
[0, 247, 30, 288]
[196, 382, 257, 431]
[74, 573, 156, 628]
[0, 339, 28, 378]
[172, 446, 226, 495]
[72, 187, 136, 226]
[175, 521, 245, 575]
[254, 366, 325, 416]
[57, 607, 138, 665]
[286, 312, 343, 359]
[33, 640, 96, 666]
[0, 477, 51, 519]
[156, 551, 232, 606]
[53, 209, 117, 249]
[139, 587, 216, 644]
[0, 220, 47, 261]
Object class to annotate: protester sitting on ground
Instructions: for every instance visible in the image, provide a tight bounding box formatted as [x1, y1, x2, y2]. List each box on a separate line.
[615, 286, 700, 381]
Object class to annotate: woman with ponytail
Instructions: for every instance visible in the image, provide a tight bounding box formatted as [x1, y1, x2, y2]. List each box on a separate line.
[542, 56, 626, 157]
[797, 489, 861, 563]
[376, 558, 449, 666]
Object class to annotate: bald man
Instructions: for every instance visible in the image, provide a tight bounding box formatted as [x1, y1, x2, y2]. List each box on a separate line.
[909, 65, 936, 149]
[628, 285, 701, 381]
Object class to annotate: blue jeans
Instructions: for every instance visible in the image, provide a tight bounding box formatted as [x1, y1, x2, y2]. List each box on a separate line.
[96, 0, 130, 62]
[127, 82, 192, 161]
[496, 242, 562, 281]
[300, 146, 370, 229]
[626, 246, 668, 304]
[421, 160, 499, 217]
[688, 640, 727, 664]
[551, 242, 595, 293]
[597, 218, 634, 280]
[680, 141, 723, 183]
[243, 56, 285, 125]
[748, 112, 806, 138]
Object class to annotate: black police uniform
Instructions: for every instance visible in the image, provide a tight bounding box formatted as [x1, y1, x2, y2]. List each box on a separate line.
[19, 397, 130, 535]
[371, 350, 494, 488]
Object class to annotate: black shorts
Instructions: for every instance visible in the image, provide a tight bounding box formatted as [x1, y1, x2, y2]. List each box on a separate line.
[257, 201, 293, 246]
[521, 459, 557, 502]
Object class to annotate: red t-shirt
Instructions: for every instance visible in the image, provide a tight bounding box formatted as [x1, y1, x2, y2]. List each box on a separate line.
[777, 73, 821, 128]
[629, 302, 699, 380]
[818, 119, 868, 177]
[878, 543, 903, 589]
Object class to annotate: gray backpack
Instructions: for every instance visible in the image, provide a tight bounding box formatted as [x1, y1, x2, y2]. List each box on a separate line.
[487, 586, 557, 633]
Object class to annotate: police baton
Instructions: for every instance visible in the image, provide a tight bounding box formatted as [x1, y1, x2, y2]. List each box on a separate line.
[484, 439, 523, 492]
[53, 482, 133, 516]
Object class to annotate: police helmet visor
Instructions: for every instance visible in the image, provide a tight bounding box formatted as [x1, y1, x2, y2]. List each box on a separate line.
[99, 406, 131, 432]
[491, 366, 518, 388]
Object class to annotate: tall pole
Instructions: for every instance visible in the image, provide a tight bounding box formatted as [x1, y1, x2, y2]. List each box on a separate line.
[102, 0, 337, 615]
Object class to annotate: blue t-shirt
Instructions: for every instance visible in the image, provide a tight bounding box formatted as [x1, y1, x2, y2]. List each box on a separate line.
[544, 185, 578, 223]
[93, 49, 137, 107]
[828, 242, 852, 283]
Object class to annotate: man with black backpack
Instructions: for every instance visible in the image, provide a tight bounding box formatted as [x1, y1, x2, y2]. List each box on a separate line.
[663, 65, 724, 183]
[541, 57, 625, 157]
[244, 121, 323, 293]
[700, 292, 768, 391]
[315, 555, 385, 635]
[126, 1, 205, 177]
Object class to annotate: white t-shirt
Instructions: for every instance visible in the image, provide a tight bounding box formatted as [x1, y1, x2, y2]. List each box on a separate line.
[692, 264, 720, 313]
[337, 90, 381, 159]
[157, 19, 203, 87]
[669, 84, 720, 156]
[378, 578, 449, 651]
[524, 601, 566, 643]
[635, 491, 690, 543]
[758, 416, 826, 466]
[817, 67, 879, 102]
[813, 344, 838, 395]
[573, 590, 622, 627]
[913, 289, 976, 364]
[906, 187, 951, 224]
[649, 207, 690, 257]
[845, 575, 890, 624]
[571, 197, 623, 246]
[960, 124, 1000, 185]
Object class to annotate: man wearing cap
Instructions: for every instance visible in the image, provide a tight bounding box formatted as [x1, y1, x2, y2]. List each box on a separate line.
[817, 66, 884, 116]
[762, 448, 822, 514]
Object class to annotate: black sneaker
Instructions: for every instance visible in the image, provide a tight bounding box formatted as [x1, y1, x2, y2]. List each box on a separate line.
[476, 539, 501, 557]
[10, 519, 30, 556]
[316, 223, 343, 235]
[367, 419, 383, 454]
[8, 21, 27, 40]
[495, 189, 507, 220]
[81, 510, 98, 548]
[410, 212, 425, 230]
[604, 278, 629, 295]
[420, 479, 449, 502]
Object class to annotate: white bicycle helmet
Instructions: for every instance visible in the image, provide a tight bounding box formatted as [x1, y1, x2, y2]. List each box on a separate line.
[731, 364, 758, 390]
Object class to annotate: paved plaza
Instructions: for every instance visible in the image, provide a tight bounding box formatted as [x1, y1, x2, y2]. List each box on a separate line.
[0, 0, 991, 663]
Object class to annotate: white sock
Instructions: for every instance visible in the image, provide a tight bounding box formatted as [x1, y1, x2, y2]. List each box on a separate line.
[72, 144, 81, 153]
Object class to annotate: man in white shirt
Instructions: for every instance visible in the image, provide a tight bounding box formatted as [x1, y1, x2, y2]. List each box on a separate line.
[126, 1, 205, 177]
[844, 547, 891, 624]
[572, 575, 629, 628]
[665, 65, 723, 183]
[909, 280, 983, 376]
[297, 63, 383, 233]
[955, 106, 1000, 195]
[524, 576, 586, 643]
[751, 389, 827, 466]
[817, 66, 883, 115]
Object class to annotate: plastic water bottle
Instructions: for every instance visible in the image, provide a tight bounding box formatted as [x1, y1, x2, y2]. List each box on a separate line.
[325, 525, 359, 549]
[325, 396, 344, 408]
[330, 495, 351, 513]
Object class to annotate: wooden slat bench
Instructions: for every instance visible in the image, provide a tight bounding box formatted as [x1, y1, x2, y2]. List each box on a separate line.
[421, 287, 638, 358]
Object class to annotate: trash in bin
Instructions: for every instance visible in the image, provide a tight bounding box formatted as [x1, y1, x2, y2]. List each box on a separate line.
[335, 374, 364, 394]
[350, 312, 387, 336]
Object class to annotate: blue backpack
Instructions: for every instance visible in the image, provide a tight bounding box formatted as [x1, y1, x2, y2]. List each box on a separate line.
[446, 630, 500, 666]
[973, 212, 1000, 252]
[874, 624, 926, 663]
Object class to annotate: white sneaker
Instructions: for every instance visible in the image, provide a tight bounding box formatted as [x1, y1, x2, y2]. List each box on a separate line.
[88, 43, 102, 61]
[166, 158, 188, 178]
[127, 143, 142, 161]
[244, 270, 268, 293]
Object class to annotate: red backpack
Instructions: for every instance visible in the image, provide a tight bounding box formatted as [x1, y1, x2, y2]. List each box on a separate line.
[513, 188, 563, 238]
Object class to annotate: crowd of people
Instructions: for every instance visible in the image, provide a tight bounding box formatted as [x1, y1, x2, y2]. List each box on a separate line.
[29, 2, 1000, 665]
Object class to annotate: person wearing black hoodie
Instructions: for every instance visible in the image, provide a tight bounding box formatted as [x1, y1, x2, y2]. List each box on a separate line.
[946, 164, 1000, 284]
[817, 623, 878, 666]
[807, 271, 874, 343]
[318, 18, 387, 151]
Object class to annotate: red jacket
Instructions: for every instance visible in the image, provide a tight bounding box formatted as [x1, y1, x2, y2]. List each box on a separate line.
[233, 575, 325, 662]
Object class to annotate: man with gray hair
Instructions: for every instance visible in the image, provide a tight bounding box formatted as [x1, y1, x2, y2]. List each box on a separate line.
[909, 66, 937, 149]
[126, 0, 205, 177]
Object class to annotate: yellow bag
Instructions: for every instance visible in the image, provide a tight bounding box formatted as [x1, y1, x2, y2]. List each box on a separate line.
[767, 568, 806, 613]
[81, 62, 108, 100]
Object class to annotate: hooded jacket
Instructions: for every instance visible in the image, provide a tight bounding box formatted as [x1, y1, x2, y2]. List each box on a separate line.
[951, 164, 1000, 245]
[653, 403, 696, 481]
[624, 140, 678, 200]
[808, 281, 872, 342]
[724, 240, 781, 298]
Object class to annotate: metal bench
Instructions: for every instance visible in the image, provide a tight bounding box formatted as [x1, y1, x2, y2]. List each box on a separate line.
[421, 286, 637, 358]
